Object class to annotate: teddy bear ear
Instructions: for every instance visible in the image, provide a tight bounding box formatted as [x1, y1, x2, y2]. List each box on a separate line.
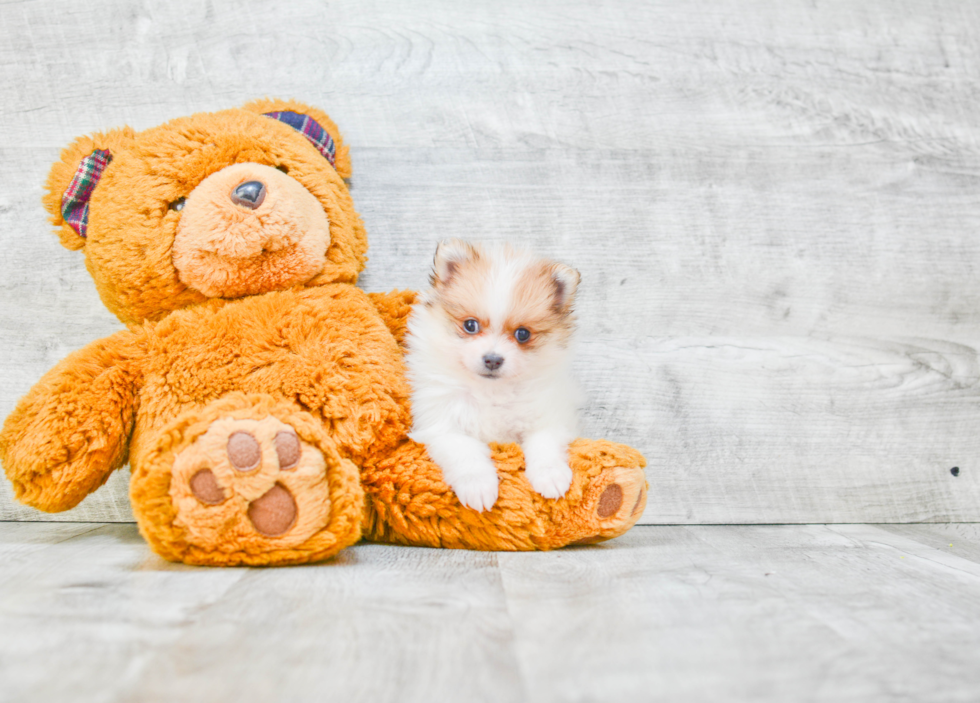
[44, 127, 136, 250]
[241, 98, 352, 181]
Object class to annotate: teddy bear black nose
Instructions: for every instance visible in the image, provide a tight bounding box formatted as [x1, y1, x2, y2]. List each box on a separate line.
[231, 181, 266, 210]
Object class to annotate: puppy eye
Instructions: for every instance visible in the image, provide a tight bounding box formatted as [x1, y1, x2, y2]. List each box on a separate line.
[463, 319, 480, 334]
[514, 327, 531, 344]
[169, 197, 186, 212]
[275, 164, 289, 174]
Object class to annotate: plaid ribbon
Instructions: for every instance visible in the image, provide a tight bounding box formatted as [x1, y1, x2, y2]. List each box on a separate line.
[263, 111, 336, 167]
[61, 148, 112, 238]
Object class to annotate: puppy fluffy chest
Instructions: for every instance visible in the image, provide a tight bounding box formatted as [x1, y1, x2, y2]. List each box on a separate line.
[453, 382, 551, 444]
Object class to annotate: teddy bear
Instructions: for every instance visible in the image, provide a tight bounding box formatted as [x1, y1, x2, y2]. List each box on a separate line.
[0, 99, 648, 566]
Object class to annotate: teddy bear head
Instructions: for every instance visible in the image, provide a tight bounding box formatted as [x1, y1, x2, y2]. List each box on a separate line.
[44, 99, 368, 325]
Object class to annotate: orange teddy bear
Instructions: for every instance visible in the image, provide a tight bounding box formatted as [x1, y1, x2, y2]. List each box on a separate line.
[0, 100, 648, 566]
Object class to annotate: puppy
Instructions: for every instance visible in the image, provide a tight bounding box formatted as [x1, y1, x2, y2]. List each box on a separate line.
[406, 239, 582, 511]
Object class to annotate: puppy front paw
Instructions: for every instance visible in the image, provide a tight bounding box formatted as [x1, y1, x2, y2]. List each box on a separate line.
[416, 433, 501, 512]
[449, 470, 500, 512]
[525, 457, 573, 499]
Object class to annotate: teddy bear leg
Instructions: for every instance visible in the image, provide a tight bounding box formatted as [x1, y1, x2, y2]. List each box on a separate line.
[360, 437, 648, 551]
[129, 394, 363, 566]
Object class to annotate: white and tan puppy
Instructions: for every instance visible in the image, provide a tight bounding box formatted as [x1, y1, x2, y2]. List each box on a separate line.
[406, 239, 582, 511]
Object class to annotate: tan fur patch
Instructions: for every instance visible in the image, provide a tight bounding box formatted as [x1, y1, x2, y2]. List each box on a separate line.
[432, 247, 495, 337]
[173, 162, 330, 298]
[505, 262, 578, 348]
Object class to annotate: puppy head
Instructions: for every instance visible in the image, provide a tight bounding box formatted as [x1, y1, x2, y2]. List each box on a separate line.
[424, 239, 580, 381]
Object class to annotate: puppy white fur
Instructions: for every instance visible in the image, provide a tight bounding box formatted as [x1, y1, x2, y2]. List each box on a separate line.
[406, 239, 582, 512]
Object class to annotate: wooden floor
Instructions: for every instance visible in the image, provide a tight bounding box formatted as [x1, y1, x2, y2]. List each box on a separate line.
[2, 521, 979, 703]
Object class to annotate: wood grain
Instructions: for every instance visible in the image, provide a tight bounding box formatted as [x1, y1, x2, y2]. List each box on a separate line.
[876, 522, 980, 566]
[0, 523, 521, 703]
[3, 522, 980, 702]
[3, 0, 980, 523]
[499, 524, 980, 703]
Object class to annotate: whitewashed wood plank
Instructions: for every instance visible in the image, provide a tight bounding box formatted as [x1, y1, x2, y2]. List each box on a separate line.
[0, 523, 522, 703]
[0, 469, 135, 522]
[599, 335, 980, 523]
[499, 524, 980, 703]
[122, 547, 523, 703]
[0, 521, 104, 558]
[6, 523, 980, 703]
[354, 146, 980, 343]
[0, 523, 244, 703]
[1, 0, 979, 152]
[876, 523, 980, 566]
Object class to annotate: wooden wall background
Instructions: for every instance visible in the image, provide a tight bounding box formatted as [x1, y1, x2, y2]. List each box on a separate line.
[1, 0, 979, 523]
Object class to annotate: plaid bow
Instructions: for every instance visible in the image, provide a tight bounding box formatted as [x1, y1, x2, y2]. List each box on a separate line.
[264, 111, 336, 167]
[61, 148, 112, 238]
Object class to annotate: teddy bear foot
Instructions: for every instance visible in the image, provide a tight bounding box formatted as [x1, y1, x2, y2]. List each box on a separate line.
[172, 416, 330, 541]
[131, 394, 363, 566]
[533, 440, 648, 549]
[564, 465, 648, 546]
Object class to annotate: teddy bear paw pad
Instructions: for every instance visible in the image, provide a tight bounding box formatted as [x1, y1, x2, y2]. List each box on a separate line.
[169, 417, 331, 550]
[569, 465, 648, 546]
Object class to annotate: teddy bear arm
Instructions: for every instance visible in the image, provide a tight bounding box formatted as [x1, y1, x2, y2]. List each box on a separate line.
[366, 290, 418, 350]
[361, 437, 649, 550]
[0, 330, 142, 512]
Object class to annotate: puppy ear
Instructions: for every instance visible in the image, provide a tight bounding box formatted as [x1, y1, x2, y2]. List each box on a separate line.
[431, 239, 479, 287]
[44, 128, 136, 250]
[549, 263, 581, 312]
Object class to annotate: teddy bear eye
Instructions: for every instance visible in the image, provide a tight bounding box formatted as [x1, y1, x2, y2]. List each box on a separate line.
[514, 327, 531, 344]
[275, 165, 289, 174]
[463, 319, 480, 334]
[169, 197, 186, 212]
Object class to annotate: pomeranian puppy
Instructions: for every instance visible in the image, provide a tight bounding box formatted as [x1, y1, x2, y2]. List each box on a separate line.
[406, 239, 582, 512]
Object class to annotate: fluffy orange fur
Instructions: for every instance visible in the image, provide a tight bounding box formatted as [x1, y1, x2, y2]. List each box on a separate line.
[0, 101, 648, 566]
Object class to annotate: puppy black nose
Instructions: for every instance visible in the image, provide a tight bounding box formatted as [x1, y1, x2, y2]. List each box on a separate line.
[231, 180, 266, 209]
[483, 353, 504, 371]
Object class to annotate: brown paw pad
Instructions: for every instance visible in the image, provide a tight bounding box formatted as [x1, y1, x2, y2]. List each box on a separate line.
[228, 431, 261, 471]
[189, 469, 226, 505]
[275, 430, 301, 471]
[597, 483, 623, 518]
[248, 483, 298, 536]
[170, 415, 332, 550]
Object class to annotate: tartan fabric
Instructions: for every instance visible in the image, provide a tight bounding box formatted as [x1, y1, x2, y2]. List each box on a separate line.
[61, 148, 112, 238]
[263, 111, 337, 167]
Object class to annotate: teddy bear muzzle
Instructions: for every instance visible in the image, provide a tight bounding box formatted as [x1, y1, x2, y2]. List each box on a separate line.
[172, 162, 331, 298]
